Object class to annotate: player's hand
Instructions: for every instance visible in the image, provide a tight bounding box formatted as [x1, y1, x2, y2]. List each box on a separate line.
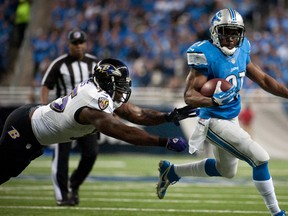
[212, 81, 237, 106]
[166, 137, 188, 152]
[165, 106, 199, 126]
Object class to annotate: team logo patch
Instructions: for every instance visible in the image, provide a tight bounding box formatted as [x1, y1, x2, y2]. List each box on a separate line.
[98, 97, 109, 110]
[8, 126, 20, 139]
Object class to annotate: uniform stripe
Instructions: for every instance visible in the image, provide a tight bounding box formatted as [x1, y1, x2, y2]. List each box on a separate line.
[207, 128, 257, 167]
[67, 62, 75, 89]
[51, 144, 63, 201]
[58, 72, 67, 97]
[78, 61, 83, 82]
[228, 8, 236, 22]
[41, 54, 68, 85]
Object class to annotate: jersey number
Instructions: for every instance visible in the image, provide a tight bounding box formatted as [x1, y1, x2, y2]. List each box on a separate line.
[50, 86, 78, 112]
[226, 71, 245, 91]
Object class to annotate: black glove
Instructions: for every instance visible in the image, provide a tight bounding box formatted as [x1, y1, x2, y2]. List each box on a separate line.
[164, 105, 199, 126]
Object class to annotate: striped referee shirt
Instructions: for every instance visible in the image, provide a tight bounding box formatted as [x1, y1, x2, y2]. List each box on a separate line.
[41, 53, 99, 98]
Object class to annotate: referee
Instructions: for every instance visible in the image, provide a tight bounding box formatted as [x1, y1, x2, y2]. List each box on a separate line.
[40, 29, 99, 206]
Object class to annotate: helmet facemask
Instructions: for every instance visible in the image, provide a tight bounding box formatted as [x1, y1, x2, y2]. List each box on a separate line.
[111, 76, 132, 104]
[210, 8, 245, 56]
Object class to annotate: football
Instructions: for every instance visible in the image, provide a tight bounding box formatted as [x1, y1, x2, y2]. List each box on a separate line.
[200, 78, 232, 97]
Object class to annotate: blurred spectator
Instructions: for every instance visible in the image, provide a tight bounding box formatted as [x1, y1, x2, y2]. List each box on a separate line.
[0, 0, 18, 79]
[0, 19, 12, 78]
[5, 0, 31, 81]
[12, 0, 31, 48]
[31, 29, 52, 78]
[239, 103, 255, 136]
[25, 0, 288, 92]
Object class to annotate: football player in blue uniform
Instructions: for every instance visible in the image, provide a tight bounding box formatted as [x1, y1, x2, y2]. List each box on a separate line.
[156, 8, 288, 216]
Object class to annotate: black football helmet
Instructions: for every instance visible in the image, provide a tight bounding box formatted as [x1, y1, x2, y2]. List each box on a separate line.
[93, 58, 132, 103]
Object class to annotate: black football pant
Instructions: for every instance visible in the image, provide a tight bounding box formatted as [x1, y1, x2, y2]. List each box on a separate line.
[51, 134, 99, 201]
[0, 104, 44, 185]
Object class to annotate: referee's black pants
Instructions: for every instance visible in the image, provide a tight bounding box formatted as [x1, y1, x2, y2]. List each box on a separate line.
[51, 134, 99, 201]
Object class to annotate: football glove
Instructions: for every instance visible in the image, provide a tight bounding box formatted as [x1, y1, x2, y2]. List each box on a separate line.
[165, 105, 199, 126]
[166, 137, 188, 152]
[212, 81, 237, 106]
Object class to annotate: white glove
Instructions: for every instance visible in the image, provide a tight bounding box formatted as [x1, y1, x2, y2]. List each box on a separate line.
[212, 81, 237, 106]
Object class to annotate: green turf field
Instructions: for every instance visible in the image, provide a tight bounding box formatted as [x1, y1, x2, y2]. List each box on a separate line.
[0, 154, 287, 216]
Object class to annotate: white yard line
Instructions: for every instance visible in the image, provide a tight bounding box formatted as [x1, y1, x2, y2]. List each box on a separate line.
[0, 205, 269, 214]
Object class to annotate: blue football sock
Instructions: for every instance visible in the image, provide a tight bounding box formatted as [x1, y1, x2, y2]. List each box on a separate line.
[205, 158, 221, 176]
[253, 162, 270, 181]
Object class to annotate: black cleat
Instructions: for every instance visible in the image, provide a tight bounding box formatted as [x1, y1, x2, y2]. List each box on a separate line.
[56, 199, 76, 206]
[70, 189, 79, 205]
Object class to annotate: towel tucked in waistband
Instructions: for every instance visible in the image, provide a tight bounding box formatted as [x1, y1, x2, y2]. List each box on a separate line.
[189, 118, 210, 154]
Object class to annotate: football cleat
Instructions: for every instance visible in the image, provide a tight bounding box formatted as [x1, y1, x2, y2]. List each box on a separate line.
[70, 189, 79, 205]
[274, 210, 286, 216]
[156, 160, 180, 199]
[56, 198, 75, 206]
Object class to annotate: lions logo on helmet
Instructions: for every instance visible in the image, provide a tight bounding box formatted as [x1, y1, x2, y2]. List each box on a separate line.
[211, 11, 222, 24]
[210, 8, 245, 56]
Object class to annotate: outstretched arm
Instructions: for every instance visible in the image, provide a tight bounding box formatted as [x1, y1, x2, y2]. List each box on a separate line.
[246, 62, 288, 98]
[114, 103, 167, 125]
[78, 107, 187, 151]
[114, 102, 198, 126]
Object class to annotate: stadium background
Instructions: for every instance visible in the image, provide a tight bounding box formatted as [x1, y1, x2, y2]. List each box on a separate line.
[0, 0, 287, 159]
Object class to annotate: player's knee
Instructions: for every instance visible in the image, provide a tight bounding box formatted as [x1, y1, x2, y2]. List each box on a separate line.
[217, 161, 238, 179]
[219, 168, 237, 179]
[248, 141, 270, 166]
[222, 170, 237, 179]
[254, 158, 269, 167]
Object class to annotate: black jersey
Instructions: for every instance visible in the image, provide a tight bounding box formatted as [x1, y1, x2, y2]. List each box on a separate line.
[41, 53, 98, 98]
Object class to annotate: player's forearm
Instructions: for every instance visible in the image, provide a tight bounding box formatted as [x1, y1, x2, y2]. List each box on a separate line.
[184, 90, 214, 107]
[261, 76, 288, 99]
[102, 124, 167, 147]
[122, 130, 166, 147]
[131, 109, 166, 126]
[115, 103, 166, 125]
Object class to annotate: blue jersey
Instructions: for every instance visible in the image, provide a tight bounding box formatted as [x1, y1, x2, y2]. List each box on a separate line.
[186, 38, 251, 119]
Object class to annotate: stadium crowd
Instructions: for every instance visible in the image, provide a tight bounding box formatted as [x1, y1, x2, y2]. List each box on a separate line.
[1, 0, 288, 90]
[0, 0, 18, 80]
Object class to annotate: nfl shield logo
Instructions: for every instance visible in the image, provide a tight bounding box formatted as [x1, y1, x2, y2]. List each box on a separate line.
[98, 97, 109, 110]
